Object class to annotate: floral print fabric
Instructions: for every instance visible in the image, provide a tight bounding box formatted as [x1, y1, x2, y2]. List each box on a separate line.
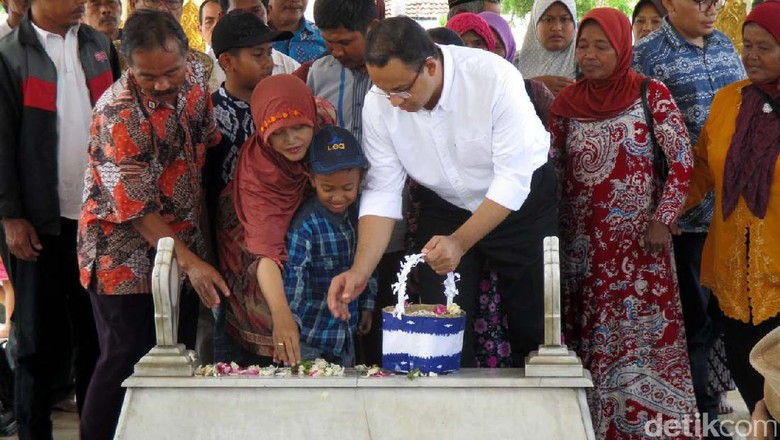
[551, 79, 699, 438]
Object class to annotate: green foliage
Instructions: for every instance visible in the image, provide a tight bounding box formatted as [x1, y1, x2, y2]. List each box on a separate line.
[503, 0, 637, 20]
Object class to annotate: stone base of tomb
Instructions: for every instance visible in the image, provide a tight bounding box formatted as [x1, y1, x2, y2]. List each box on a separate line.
[116, 368, 595, 439]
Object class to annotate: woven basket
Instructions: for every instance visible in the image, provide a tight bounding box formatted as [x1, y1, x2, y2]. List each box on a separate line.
[382, 303, 466, 374]
[750, 326, 780, 420]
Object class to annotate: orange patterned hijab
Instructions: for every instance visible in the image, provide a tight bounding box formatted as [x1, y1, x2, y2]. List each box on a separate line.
[233, 75, 316, 261]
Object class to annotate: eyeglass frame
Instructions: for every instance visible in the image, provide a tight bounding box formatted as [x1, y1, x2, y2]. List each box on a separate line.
[370, 56, 434, 101]
[691, 0, 725, 12]
[137, 0, 183, 11]
[87, 0, 121, 8]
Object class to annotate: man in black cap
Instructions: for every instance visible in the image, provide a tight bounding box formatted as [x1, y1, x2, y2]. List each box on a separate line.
[448, 0, 501, 19]
[214, 0, 300, 78]
[207, 10, 292, 208]
[0, 0, 117, 437]
[206, 11, 294, 363]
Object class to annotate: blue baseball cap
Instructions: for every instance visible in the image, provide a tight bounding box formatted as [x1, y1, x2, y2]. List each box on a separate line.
[309, 125, 367, 174]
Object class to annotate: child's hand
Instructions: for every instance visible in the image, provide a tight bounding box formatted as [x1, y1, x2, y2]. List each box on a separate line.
[357, 310, 373, 336]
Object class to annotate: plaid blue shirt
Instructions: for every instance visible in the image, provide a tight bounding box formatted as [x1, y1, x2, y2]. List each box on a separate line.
[271, 19, 327, 64]
[633, 18, 745, 232]
[283, 197, 376, 358]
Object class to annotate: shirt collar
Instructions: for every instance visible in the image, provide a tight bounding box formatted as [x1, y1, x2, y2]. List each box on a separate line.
[323, 54, 368, 76]
[661, 16, 726, 49]
[313, 198, 350, 227]
[300, 19, 317, 35]
[218, 85, 250, 109]
[435, 44, 455, 112]
[31, 21, 79, 45]
[128, 70, 179, 112]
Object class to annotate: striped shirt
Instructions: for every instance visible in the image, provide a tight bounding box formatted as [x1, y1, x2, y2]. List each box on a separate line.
[306, 55, 372, 145]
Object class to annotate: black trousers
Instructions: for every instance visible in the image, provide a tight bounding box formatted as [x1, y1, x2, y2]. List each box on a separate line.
[80, 287, 198, 440]
[5, 218, 99, 440]
[414, 161, 558, 367]
[722, 312, 780, 414]
[673, 232, 722, 418]
[357, 250, 406, 366]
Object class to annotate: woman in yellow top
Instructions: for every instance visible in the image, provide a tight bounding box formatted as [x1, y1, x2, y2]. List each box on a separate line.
[685, 0, 780, 414]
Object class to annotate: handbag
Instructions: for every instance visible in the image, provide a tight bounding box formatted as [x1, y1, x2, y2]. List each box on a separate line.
[641, 78, 668, 187]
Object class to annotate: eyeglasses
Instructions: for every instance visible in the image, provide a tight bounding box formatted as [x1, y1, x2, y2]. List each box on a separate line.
[691, 0, 725, 12]
[88, 0, 120, 9]
[137, 0, 182, 11]
[370, 56, 432, 101]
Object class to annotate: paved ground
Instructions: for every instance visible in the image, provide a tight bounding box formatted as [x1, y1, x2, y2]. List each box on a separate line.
[721, 390, 755, 440]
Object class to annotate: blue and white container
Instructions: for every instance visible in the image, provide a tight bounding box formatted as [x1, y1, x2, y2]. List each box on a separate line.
[382, 304, 466, 374]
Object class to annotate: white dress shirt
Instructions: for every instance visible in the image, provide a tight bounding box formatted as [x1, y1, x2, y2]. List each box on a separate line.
[32, 23, 92, 220]
[272, 50, 300, 75]
[360, 45, 550, 220]
[208, 48, 226, 85]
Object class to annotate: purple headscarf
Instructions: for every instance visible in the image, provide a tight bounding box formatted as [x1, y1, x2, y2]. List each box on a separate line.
[479, 11, 516, 62]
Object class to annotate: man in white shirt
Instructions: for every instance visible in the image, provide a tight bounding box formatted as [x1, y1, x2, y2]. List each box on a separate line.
[328, 16, 558, 367]
[0, 0, 27, 38]
[0, 0, 116, 437]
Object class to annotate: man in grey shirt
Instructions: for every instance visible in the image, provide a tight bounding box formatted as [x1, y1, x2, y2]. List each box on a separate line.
[306, 0, 377, 145]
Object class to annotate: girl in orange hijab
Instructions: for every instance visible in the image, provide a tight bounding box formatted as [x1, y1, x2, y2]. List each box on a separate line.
[216, 75, 336, 367]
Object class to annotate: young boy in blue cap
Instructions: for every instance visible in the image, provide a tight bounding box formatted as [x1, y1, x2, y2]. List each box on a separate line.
[283, 125, 376, 365]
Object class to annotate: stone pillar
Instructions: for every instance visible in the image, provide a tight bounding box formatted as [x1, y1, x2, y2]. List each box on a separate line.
[133, 237, 199, 376]
[525, 236, 585, 377]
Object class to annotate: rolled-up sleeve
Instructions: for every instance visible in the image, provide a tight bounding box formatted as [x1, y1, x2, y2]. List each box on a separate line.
[359, 99, 407, 220]
[486, 70, 550, 211]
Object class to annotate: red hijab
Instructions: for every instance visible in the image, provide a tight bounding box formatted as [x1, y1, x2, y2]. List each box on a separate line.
[551, 8, 644, 121]
[233, 75, 316, 261]
[722, 0, 780, 219]
[744, 0, 780, 48]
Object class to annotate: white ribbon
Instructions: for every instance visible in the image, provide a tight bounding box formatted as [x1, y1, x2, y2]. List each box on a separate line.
[391, 253, 460, 319]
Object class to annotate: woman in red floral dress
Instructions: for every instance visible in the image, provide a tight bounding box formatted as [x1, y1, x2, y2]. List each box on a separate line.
[550, 8, 699, 439]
